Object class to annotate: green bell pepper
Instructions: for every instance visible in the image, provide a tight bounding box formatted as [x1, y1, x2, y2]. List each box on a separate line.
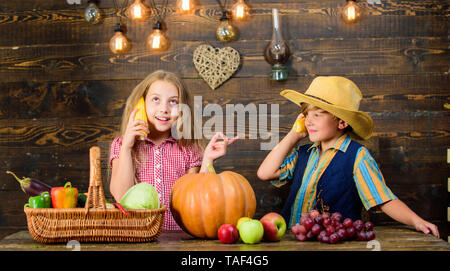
[24, 191, 52, 208]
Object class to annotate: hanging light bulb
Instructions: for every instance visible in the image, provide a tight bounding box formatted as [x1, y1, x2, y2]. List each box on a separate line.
[126, 0, 151, 21]
[341, 0, 362, 24]
[147, 21, 170, 51]
[263, 8, 290, 81]
[177, 0, 196, 14]
[231, 0, 250, 21]
[85, 0, 102, 24]
[216, 11, 237, 42]
[109, 23, 131, 54]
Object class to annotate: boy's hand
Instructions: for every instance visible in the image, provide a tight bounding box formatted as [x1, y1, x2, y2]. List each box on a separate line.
[288, 113, 308, 140]
[413, 218, 440, 238]
[203, 132, 238, 164]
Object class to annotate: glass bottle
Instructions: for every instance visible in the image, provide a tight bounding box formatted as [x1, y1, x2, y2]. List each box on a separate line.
[264, 8, 290, 81]
[85, 0, 102, 24]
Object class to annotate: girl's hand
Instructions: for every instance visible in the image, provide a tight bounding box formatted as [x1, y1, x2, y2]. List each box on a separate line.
[122, 108, 149, 150]
[203, 132, 238, 164]
[288, 113, 308, 140]
[413, 218, 440, 238]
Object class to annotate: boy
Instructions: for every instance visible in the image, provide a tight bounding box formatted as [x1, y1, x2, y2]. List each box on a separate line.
[257, 76, 439, 237]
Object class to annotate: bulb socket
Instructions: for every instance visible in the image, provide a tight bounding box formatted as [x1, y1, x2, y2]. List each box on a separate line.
[153, 21, 162, 30]
[114, 23, 123, 32]
[220, 10, 230, 21]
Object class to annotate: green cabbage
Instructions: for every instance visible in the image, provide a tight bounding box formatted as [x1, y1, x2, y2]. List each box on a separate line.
[119, 183, 160, 209]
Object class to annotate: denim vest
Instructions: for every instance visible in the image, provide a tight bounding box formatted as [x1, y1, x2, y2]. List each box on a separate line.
[281, 140, 363, 226]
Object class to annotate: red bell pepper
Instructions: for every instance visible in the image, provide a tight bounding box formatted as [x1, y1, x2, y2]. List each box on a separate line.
[51, 182, 78, 208]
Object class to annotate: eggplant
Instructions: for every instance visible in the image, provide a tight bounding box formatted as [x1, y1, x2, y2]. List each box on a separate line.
[6, 170, 52, 196]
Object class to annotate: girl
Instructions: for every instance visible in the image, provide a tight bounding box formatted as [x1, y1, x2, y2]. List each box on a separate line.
[109, 70, 237, 231]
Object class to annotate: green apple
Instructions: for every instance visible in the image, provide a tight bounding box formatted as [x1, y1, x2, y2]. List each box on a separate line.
[238, 219, 264, 244]
[236, 217, 252, 231]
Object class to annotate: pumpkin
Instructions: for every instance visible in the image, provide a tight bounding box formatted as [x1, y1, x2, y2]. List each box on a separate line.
[170, 167, 256, 239]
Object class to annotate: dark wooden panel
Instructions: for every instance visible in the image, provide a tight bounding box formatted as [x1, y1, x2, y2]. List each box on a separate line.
[0, 38, 448, 82]
[0, 111, 448, 148]
[0, 1, 447, 46]
[1, 74, 448, 119]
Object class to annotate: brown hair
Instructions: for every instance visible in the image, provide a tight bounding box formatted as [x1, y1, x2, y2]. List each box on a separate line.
[301, 103, 353, 133]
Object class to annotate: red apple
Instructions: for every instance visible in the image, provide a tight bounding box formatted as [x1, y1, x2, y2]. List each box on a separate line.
[217, 224, 239, 244]
[260, 212, 287, 242]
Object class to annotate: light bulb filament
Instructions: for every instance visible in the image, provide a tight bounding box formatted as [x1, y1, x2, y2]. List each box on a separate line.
[152, 35, 161, 49]
[346, 6, 356, 21]
[133, 5, 143, 19]
[236, 5, 244, 19]
[181, 0, 190, 11]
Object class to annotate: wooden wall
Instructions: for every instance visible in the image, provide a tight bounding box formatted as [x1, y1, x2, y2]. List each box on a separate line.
[0, 0, 448, 239]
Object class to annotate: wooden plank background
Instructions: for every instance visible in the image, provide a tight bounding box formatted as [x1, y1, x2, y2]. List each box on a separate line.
[0, 0, 448, 239]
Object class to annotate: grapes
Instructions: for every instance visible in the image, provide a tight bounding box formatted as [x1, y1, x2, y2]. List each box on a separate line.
[322, 218, 332, 227]
[311, 224, 322, 235]
[296, 233, 307, 242]
[346, 227, 356, 239]
[326, 225, 335, 235]
[303, 218, 314, 230]
[329, 233, 340, 244]
[354, 220, 364, 232]
[366, 231, 376, 241]
[356, 231, 367, 241]
[293, 210, 376, 244]
[291, 223, 301, 235]
[336, 228, 347, 240]
[365, 221, 374, 231]
[310, 209, 320, 219]
[343, 218, 353, 228]
[314, 215, 324, 225]
[331, 212, 343, 223]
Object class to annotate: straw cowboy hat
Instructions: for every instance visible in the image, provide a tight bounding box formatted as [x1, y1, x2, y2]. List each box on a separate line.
[280, 76, 374, 140]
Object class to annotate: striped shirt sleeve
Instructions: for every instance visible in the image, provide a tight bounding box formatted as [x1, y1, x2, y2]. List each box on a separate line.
[270, 146, 300, 188]
[353, 146, 398, 211]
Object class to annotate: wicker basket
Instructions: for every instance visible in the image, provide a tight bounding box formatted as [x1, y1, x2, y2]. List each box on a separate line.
[24, 146, 166, 243]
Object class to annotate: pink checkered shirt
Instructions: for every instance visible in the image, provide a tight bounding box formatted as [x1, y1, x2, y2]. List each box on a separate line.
[109, 136, 203, 231]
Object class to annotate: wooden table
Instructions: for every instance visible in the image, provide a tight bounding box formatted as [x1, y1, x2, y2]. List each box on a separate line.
[0, 226, 448, 251]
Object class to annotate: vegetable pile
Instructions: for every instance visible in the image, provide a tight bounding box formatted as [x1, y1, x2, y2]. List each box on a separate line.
[7, 170, 161, 211]
[7, 170, 83, 209]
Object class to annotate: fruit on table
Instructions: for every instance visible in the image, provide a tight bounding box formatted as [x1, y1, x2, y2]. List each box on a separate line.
[292, 210, 376, 244]
[260, 212, 286, 241]
[134, 96, 149, 140]
[170, 165, 256, 239]
[236, 217, 252, 231]
[218, 224, 239, 244]
[238, 219, 264, 244]
[6, 170, 52, 196]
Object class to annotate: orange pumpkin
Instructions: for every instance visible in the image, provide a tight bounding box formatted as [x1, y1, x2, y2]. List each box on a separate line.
[170, 169, 256, 239]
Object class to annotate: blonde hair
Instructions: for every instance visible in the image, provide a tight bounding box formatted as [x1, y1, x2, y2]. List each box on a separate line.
[119, 70, 204, 149]
[115, 70, 204, 182]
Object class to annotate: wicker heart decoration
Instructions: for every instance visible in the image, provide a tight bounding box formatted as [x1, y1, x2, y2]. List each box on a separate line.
[193, 44, 240, 90]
